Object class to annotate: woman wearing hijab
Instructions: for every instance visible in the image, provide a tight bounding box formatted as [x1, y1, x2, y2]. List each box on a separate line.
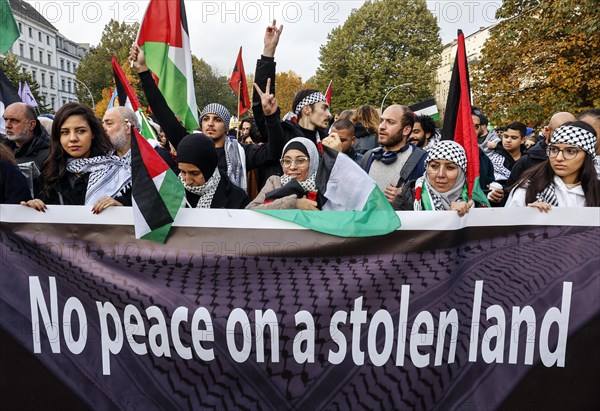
[177, 133, 250, 209]
[506, 121, 600, 210]
[21, 103, 131, 213]
[246, 137, 320, 210]
[394, 140, 475, 216]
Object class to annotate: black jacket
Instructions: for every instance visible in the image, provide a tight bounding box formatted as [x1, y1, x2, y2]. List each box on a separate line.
[2, 127, 50, 172]
[0, 161, 32, 204]
[138, 70, 283, 176]
[40, 173, 132, 206]
[505, 140, 547, 188]
[185, 169, 250, 209]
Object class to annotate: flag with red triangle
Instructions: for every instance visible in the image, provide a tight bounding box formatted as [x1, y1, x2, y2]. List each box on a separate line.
[441, 30, 489, 207]
[130, 127, 184, 243]
[111, 56, 141, 111]
[229, 47, 251, 116]
[324, 80, 332, 106]
[137, 0, 198, 131]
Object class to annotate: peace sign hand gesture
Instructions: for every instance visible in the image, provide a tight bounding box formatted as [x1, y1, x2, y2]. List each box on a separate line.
[253, 78, 278, 116]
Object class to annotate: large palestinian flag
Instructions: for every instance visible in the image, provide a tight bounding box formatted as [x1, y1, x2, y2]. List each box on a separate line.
[259, 146, 400, 237]
[130, 127, 185, 243]
[441, 30, 489, 206]
[137, 0, 198, 132]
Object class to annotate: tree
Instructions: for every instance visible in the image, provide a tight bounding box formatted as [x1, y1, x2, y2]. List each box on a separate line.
[473, 0, 600, 126]
[76, 20, 142, 115]
[0, 53, 50, 113]
[314, 0, 442, 110]
[275, 71, 304, 115]
[193, 56, 238, 117]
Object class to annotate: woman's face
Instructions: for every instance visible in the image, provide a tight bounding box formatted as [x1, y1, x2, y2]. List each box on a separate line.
[427, 159, 460, 193]
[179, 163, 206, 187]
[59, 115, 94, 158]
[282, 149, 310, 182]
[548, 143, 586, 184]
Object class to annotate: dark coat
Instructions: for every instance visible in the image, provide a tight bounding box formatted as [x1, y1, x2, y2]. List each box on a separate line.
[2, 127, 50, 172]
[40, 173, 132, 206]
[185, 169, 250, 209]
[0, 161, 32, 204]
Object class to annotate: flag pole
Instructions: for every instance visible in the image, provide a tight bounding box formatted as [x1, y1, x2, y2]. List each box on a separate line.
[237, 80, 242, 139]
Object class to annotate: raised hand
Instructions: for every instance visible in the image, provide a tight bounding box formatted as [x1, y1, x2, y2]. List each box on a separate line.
[130, 44, 148, 73]
[263, 20, 284, 57]
[253, 78, 278, 116]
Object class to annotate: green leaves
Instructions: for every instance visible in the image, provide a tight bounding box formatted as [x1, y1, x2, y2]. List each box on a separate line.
[314, 0, 442, 110]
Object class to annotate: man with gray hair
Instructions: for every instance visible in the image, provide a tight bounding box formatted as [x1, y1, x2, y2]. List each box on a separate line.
[102, 106, 177, 172]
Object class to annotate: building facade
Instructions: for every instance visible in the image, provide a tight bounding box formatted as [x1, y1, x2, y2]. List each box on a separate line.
[434, 25, 494, 118]
[2, 0, 88, 113]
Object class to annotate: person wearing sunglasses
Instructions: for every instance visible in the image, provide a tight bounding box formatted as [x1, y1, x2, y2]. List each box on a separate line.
[506, 122, 600, 210]
[247, 137, 320, 210]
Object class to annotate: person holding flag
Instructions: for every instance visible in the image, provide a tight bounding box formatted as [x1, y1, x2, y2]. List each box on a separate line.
[130, 45, 285, 193]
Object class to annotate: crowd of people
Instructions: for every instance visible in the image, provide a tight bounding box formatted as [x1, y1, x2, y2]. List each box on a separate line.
[2, 22, 599, 219]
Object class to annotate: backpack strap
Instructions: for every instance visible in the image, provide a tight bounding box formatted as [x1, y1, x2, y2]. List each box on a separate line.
[396, 147, 427, 187]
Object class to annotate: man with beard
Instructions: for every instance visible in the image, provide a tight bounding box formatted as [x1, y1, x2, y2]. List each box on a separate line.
[2, 102, 50, 196]
[409, 114, 439, 150]
[102, 107, 177, 173]
[360, 104, 427, 208]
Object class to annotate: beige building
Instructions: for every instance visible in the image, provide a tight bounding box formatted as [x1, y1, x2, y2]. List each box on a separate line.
[435, 25, 495, 118]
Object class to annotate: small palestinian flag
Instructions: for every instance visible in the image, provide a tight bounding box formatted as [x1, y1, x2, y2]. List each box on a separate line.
[410, 99, 441, 122]
[111, 56, 141, 111]
[259, 146, 400, 237]
[130, 127, 184, 243]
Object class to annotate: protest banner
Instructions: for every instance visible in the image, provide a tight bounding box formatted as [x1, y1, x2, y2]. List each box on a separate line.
[1, 206, 598, 409]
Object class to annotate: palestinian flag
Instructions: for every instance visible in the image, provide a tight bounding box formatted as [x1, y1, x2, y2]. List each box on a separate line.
[258, 146, 400, 237]
[0, 66, 21, 134]
[0, 0, 19, 55]
[111, 56, 141, 111]
[137, 0, 198, 132]
[130, 127, 184, 243]
[441, 30, 489, 207]
[137, 108, 158, 141]
[229, 47, 250, 116]
[410, 99, 441, 122]
[324, 80, 332, 106]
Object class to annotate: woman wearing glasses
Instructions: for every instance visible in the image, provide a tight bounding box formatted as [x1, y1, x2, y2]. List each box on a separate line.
[506, 122, 600, 210]
[246, 137, 320, 210]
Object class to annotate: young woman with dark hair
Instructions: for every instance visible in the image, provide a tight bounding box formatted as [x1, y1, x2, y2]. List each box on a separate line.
[506, 121, 600, 211]
[21, 102, 132, 213]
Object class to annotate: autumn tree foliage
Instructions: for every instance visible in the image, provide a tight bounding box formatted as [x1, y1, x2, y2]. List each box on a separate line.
[473, 0, 600, 126]
[314, 0, 442, 110]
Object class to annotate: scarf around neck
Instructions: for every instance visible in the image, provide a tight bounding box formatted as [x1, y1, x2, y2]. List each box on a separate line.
[414, 171, 467, 211]
[66, 151, 132, 206]
[180, 169, 221, 208]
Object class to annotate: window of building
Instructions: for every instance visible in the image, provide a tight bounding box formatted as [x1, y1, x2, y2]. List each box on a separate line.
[28, 27, 32, 37]
[50, 75, 54, 88]
[19, 43, 24, 56]
[18, 23, 22, 33]
[51, 97, 55, 108]
[31, 70, 36, 81]
[61, 79, 65, 91]
[68, 80, 72, 93]
[29, 47, 33, 60]
[41, 73, 46, 87]
[46, 35, 50, 45]
[47, 53, 51, 65]
[67, 61, 71, 72]
[39, 51, 43, 63]
[62, 98, 67, 106]
[38, 32, 42, 42]
[60, 58, 64, 70]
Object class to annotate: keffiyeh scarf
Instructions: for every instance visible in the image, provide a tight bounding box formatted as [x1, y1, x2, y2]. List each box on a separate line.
[224, 138, 246, 191]
[280, 174, 317, 193]
[180, 169, 221, 208]
[66, 151, 132, 206]
[413, 173, 467, 211]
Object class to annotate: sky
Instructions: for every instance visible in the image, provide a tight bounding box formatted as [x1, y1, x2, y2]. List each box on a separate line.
[23, 0, 501, 80]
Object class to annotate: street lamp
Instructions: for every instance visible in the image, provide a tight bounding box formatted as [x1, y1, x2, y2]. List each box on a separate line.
[73, 78, 95, 110]
[380, 83, 413, 113]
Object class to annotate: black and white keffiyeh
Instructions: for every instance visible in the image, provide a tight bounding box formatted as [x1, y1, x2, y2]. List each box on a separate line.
[66, 151, 132, 206]
[180, 169, 221, 208]
[551, 124, 597, 156]
[280, 174, 317, 192]
[294, 92, 327, 116]
[199, 103, 231, 130]
[489, 151, 511, 181]
[425, 140, 467, 172]
[535, 183, 560, 207]
[224, 138, 246, 191]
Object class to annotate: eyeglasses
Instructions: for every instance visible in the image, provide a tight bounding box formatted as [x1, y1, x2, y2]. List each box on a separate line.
[280, 157, 309, 168]
[547, 145, 581, 160]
